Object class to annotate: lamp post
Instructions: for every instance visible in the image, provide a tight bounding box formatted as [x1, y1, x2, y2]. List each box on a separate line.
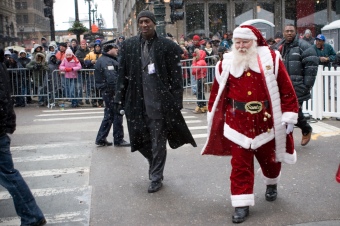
[84, 0, 93, 29]
[19, 26, 24, 45]
[91, 3, 97, 24]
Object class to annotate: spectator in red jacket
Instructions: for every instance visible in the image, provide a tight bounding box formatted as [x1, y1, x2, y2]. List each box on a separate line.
[192, 49, 207, 113]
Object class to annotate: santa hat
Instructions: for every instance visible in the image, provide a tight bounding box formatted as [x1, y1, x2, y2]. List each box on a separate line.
[65, 48, 73, 55]
[233, 25, 268, 47]
[193, 35, 200, 41]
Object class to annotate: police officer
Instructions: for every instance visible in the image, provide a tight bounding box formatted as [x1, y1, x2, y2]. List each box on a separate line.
[94, 40, 130, 147]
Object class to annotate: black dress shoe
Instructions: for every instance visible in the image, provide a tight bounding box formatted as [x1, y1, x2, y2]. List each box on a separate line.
[232, 206, 249, 223]
[266, 184, 277, 201]
[148, 181, 163, 193]
[95, 140, 113, 146]
[114, 140, 131, 147]
[31, 218, 47, 226]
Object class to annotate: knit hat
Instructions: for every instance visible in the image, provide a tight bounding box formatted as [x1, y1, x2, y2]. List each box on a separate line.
[4, 50, 11, 56]
[233, 25, 268, 47]
[274, 31, 283, 39]
[193, 35, 200, 41]
[65, 48, 73, 55]
[305, 29, 312, 35]
[41, 37, 47, 41]
[137, 10, 157, 25]
[218, 46, 228, 53]
[102, 39, 118, 52]
[81, 39, 87, 44]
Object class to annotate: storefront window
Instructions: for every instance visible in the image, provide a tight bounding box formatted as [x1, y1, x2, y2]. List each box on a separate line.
[235, 1, 254, 26]
[186, 3, 205, 38]
[257, 2, 275, 23]
[208, 3, 227, 38]
[331, 0, 340, 21]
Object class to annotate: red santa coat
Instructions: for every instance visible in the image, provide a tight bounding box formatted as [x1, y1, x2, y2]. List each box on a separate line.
[202, 46, 299, 164]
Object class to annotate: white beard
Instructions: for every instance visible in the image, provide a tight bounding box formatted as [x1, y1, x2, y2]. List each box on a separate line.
[231, 42, 258, 72]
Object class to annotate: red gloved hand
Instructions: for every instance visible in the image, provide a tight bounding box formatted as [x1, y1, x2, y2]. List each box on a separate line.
[65, 68, 72, 72]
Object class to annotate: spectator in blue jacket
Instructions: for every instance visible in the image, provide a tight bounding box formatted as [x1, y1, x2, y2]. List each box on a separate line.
[313, 34, 336, 69]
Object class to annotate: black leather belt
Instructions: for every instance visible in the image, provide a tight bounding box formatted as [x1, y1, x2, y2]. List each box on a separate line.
[228, 99, 269, 114]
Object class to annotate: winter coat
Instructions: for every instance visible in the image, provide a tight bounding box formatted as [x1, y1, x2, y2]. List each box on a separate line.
[59, 55, 82, 78]
[0, 60, 16, 136]
[273, 35, 319, 102]
[75, 47, 90, 68]
[192, 50, 207, 79]
[46, 41, 58, 63]
[94, 52, 119, 90]
[114, 34, 196, 152]
[313, 43, 336, 68]
[84, 51, 102, 68]
[31, 44, 46, 60]
[202, 47, 299, 164]
[26, 53, 49, 87]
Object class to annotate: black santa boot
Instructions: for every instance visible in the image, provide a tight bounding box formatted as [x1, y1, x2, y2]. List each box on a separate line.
[232, 206, 249, 223]
[265, 184, 277, 201]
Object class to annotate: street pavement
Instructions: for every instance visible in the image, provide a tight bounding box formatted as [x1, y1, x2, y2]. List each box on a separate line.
[0, 103, 339, 226]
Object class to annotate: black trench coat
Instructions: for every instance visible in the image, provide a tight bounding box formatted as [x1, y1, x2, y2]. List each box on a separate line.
[115, 34, 197, 152]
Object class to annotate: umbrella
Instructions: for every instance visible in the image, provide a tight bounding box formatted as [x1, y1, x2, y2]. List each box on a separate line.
[5, 45, 25, 52]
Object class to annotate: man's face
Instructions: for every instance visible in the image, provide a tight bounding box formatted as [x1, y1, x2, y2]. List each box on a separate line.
[119, 38, 123, 43]
[59, 46, 66, 52]
[81, 43, 87, 49]
[37, 56, 43, 62]
[305, 33, 311, 38]
[49, 46, 55, 52]
[284, 25, 296, 43]
[71, 41, 77, 47]
[95, 46, 101, 52]
[20, 52, 26, 58]
[36, 47, 42, 52]
[316, 39, 324, 49]
[234, 38, 254, 54]
[108, 47, 119, 57]
[138, 17, 155, 39]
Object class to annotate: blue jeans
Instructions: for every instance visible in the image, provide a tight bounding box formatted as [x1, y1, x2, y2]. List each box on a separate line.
[0, 134, 44, 225]
[65, 78, 78, 107]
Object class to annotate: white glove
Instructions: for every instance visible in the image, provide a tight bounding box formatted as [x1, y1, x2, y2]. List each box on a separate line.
[282, 122, 294, 134]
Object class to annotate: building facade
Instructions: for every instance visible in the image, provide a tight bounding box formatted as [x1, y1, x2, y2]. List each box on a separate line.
[114, 0, 340, 45]
[0, 0, 17, 49]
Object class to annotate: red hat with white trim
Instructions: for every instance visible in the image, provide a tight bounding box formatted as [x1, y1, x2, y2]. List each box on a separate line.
[233, 25, 268, 47]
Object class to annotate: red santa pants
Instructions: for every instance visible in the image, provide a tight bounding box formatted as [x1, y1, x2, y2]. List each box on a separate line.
[230, 139, 281, 207]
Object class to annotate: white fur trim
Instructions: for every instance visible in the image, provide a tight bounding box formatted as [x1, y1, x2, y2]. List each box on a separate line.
[257, 168, 281, 185]
[233, 27, 257, 40]
[281, 112, 298, 124]
[223, 124, 275, 150]
[215, 61, 222, 84]
[231, 194, 255, 207]
[276, 149, 297, 164]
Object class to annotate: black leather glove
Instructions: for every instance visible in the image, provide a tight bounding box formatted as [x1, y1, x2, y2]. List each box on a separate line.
[56, 60, 61, 65]
[114, 103, 124, 115]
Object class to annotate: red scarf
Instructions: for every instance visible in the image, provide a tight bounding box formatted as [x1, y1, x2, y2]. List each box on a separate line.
[66, 55, 79, 63]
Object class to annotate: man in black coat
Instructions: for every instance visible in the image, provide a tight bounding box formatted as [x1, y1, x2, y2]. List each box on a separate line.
[0, 49, 46, 226]
[114, 10, 196, 193]
[94, 40, 130, 147]
[273, 24, 319, 146]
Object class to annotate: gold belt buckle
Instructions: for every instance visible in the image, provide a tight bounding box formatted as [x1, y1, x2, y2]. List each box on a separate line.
[245, 101, 262, 114]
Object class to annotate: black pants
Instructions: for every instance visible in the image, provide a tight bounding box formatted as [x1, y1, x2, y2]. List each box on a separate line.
[96, 90, 124, 144]
[138, 116, 167, 183]
[196, 78, 206, 107]
[295, 101, 312, 135]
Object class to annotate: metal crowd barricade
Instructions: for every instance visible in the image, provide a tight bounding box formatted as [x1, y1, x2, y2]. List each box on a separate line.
[8, 68, 50, 107]
[51, 69, 102, 107]
[180, 55, 218, 103]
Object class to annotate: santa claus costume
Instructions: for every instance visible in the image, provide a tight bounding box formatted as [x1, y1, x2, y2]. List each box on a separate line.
[202, 25, 299, 223]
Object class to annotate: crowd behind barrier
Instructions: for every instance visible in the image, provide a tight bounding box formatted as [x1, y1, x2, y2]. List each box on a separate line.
[7, 61, 340, 118]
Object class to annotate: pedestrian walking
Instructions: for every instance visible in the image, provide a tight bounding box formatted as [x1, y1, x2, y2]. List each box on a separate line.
[0, 48, 46, 226]
[202, 25, 299, 223]
[273, 24, 319, 146]
[94, 40, 130, 147]
[114, 10, 196, 193]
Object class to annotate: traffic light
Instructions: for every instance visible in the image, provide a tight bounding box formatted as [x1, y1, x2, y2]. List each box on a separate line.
[44, 7, 52, 18]
[44, 0, 53, 7]
[170, 0, 184, 23]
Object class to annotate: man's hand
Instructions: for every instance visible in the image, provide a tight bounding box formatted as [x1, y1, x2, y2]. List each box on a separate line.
[114, 103, 125, 115]
[320, 57, 329, 62]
